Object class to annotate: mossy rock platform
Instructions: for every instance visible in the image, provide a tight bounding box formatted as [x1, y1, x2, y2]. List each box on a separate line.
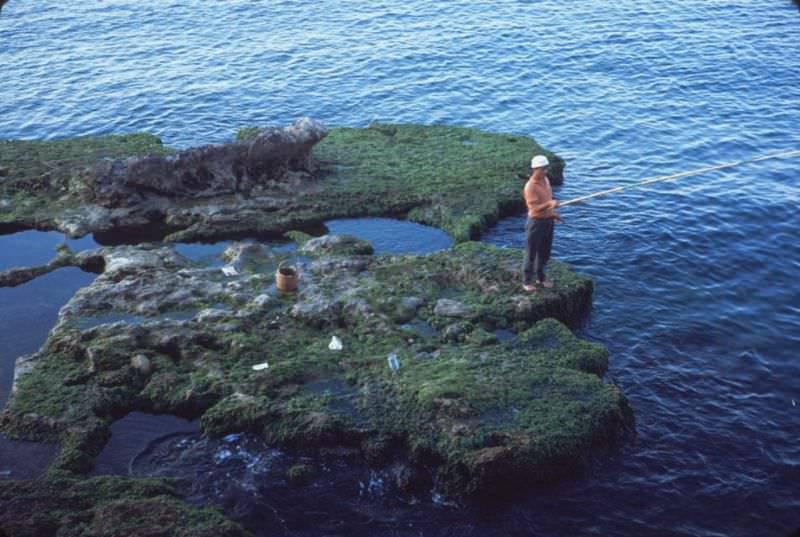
[0, 477, 247, 537]
[0, 124, 630, 534]
[0, 123, 563, 242]
[1, 239, 630, 504]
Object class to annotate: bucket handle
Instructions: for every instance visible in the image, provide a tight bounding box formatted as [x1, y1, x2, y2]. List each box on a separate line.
[278, 260, 297, 273]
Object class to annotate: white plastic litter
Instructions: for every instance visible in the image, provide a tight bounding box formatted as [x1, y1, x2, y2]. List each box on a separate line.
[251, 362, 269, 371]
[329, 335, 343, 351]
[221, 265, 239, 276]
[214, 449, 234, 462]
[387, 352, 400, 372]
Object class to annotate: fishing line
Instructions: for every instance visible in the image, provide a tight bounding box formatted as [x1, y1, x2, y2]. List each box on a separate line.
[558, 148, 800, 207]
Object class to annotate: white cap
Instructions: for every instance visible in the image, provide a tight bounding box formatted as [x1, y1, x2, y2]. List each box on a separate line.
[531, 155, 549, 169]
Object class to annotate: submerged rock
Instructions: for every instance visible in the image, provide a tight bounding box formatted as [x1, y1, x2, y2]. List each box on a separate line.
[286, 463, 317, 486]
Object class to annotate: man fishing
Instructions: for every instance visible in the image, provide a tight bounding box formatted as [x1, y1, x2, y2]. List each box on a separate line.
[522, 154, 560, 293]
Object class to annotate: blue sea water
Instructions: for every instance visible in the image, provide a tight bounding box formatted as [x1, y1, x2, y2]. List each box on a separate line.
[326, 217, 453, 254]
[1, 1, 800, 536]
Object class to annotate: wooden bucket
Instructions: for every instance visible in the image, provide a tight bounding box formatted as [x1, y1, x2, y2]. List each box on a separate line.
[276, 261, 299, 292]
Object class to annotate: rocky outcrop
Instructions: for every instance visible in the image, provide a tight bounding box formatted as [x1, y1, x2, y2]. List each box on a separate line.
[1, 123, 564, 243]
[1, 238, 630, 504]
[81, 118, 327, 208]
[222, 242, 275, 273]
[0, 247, 104, 288]
[54, 245, 260, 321]
[0, 122, 630, 536]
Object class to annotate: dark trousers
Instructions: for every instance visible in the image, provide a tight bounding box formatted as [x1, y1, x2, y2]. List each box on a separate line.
[523, 217, 554, 284]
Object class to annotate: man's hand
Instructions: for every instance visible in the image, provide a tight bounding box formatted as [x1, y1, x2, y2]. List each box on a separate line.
[554, 212, 563, 224]
[533, 199, 560, 214]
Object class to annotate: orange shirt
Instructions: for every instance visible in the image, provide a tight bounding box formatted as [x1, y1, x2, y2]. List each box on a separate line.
[523, 176, 555, 219]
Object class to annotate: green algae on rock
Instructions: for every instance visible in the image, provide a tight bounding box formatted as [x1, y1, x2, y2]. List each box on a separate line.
[312, 123, 564, 242]
[286, 463, 317, 486]
[0, 239, 630, 503]
[0, 134, 170, 234]
[0, 122, 626, 531]
[0, 476, 249, 537]
[1, 121, 563, 243]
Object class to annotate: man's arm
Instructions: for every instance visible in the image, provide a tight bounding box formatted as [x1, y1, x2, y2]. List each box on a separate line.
[530, 199, 559, 213]
[534, 200, 558, 213]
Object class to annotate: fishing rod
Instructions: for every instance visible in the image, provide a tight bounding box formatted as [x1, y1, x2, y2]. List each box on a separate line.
[558, 148, 800, 207]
